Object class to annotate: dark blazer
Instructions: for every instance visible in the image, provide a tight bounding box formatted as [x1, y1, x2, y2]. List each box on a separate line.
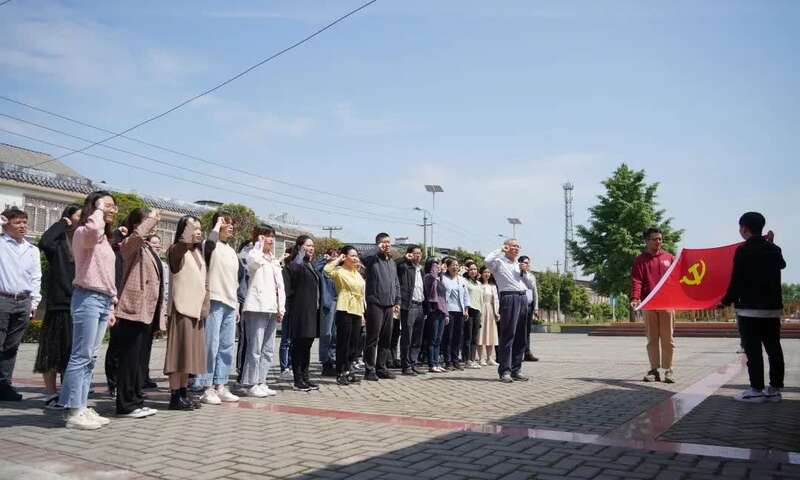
[283, 258, 322, 339]
[38, 219, 75, 311]
[721, 236, 786, 311]
[396, 258, 420, 310]
[362, 252, 401, 307]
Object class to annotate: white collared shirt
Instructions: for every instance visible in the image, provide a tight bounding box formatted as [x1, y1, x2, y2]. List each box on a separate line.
[484, 248, 533, 293]
[0, 233, 42, 311]
[412, 264, 424, 303]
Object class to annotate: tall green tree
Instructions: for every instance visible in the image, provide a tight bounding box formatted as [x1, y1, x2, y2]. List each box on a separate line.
[201, 203, 259, 249]
[112, 192, 147, 227]
[569, 164, 683, 297]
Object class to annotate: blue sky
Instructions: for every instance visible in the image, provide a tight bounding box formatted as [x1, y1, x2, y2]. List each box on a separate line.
[1, 0, 798, 282]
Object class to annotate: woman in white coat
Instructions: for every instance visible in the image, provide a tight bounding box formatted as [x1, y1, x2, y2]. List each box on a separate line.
[239, 225, 286, 397]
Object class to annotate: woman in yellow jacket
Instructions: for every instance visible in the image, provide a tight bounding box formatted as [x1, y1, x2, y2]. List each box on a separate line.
[324, 245, 365, 386]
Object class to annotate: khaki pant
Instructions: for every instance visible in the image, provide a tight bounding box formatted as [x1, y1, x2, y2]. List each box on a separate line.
[644, 310, 675, 370]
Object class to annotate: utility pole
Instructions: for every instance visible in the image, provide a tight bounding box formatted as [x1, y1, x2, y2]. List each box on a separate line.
[563, 182, 574, 274]
[414, 207, 433, 257]
[554, 260, 562, 323]
[321, 226, 342, 239]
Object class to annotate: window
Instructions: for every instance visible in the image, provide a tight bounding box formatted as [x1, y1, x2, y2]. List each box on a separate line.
[156, 219, 177, 248]
[23, 196, 70, 236]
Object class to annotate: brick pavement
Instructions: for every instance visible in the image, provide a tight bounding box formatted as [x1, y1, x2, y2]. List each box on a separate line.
[1, 334, 798, 479]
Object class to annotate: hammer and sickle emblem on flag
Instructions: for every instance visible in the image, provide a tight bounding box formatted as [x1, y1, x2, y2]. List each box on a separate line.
[679, 260, 707, 286]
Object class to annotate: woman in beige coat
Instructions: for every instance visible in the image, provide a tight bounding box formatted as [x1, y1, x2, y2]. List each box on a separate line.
[476, 266, 500, 366]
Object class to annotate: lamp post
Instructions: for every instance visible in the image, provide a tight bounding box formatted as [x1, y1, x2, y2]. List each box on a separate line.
[507, 217, 521, 238]
[414, 207, 432, 257]
[424, 185, 443, 256]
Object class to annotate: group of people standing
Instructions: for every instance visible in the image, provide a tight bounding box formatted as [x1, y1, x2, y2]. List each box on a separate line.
[0, 190, 544, 431]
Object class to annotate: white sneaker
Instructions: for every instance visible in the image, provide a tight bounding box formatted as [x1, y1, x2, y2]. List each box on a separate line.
[200, 388, 222, 405]
[65, 409, 102, 430]
[467, 361, 481, 369]
[479, 360, 487, 367]
[763, 386, 782, 402]
[734, 388, 766, 403]
[118, 408, 156, 418]
[246, 385, 268, 398]
[487, 359, 498, 366]
[85, 407, 111, 426]
[259, 384, 277, 397]
[216, 386, 240, 403]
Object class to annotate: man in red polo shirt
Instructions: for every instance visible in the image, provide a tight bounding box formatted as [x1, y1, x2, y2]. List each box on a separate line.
[630, 227, 675, 383]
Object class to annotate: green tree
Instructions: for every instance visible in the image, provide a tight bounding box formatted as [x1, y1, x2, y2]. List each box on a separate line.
[534, 270, 562, 312]
[783, 283, 800, 303]
[315, 237, 343, 257]
[200, 203, 259, 249]
[563, 278, 591, 319]
[448, 247, 484, 266]
[569, 164, 683, 297]
[112, 192, 147, 227]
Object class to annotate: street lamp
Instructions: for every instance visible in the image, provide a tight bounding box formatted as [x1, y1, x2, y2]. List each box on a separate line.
[414, 207, 432, 257]
[424, 185, 443, 256]
[507, 217, 522, 237]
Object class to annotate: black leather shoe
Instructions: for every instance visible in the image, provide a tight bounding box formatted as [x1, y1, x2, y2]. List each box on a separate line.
[347, 373, 362, 384]
[305, 380, 320, 390]
[411, 367, 427, 375]
[454, 363, 465, 371]
[0, 384, 22, 401]
[179, 387, 200, 409]
[511, 373, 529, 382]
[364, 372, 379, 382]
[401, 369, 417, 376]
[524, 352, 539, 362]
[391, 360, 402, 369]
[376, 370, 396, 380]
[169, 390, 192, 410]
[293, 382, 311, 392]
[336, 375, 350, 386]
[321, 365, 337, 377]
[143, 379, 158, 389]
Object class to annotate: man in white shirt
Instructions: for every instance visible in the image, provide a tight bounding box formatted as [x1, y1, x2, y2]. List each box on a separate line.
[0, 208, 42, 401]
[519, 256, 540, 362]
[484, 238, 533, 383]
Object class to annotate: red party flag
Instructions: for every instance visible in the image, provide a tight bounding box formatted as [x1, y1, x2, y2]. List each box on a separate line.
[638, 242, 741, 311]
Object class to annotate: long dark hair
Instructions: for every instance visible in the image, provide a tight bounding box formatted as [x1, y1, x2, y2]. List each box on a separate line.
[479, 265, 495, 285]
[174, 215, 201, 248]
[122, 208, 149, 235]
[293, 235, 312, 262]
[60, 204, 81, 220]
[78, 190, 115, 239]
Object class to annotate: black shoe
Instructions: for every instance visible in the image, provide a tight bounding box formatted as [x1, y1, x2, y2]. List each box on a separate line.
[346, 372, 361, 384]
[524, 352, 539, 362]
[321, 365, 337, 377]
[305, 380, 320, 390]
[376, 370, 396, 380]
[511, 373, 529, 382]
[364, 372, 379, 382]
[143, 379, 158, 389]
[411, 367, 427, 375]
[444, 363, 454, 371]
[391, 360, 402, 369]
[401, 369, 417, 376]
[169, 390, 192, 410]
[0, 384, 22, 401]
[179, 387, 200, 409]
[293, 382, 311, 392]
[454, 362, 465, 371]
[336, 375, 350, 386]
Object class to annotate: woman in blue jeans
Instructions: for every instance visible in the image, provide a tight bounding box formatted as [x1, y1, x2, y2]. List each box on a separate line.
[59, 191, 118, 430]
[423, 258, 449, 373]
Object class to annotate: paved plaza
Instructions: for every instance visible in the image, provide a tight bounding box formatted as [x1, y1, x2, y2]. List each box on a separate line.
[0, 333, 798, 480]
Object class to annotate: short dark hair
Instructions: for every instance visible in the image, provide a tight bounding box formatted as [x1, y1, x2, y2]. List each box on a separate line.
[644, 227, 662, 240]
[1, 206, 27, 222]
[406, 244, 422, 254]
[123, 208, 149, 234]
[340, 245, 358, 257]
[211, 210, 233, 228]
[325, 248, 338, 257]
[145, 234, 161, 243]
[424, 257, 440, 274]
[518, 255, 530, 263]
[61, 204, 81, 219]
[250, 223, 275, 243]
[739, 212, 766, 235]
[375, 232, 390, 244]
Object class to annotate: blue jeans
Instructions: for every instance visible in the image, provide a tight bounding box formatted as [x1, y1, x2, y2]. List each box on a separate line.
[59, 288, 111, 409]
[195, 301, 236, 388]
[318, 302, 336, 366]
[427, 311, 446, 368]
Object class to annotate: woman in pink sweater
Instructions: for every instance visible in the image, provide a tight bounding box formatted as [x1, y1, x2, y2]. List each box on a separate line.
[59, 191, 118, 430]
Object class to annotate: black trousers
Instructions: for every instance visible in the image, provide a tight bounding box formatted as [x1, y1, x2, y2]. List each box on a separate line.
[464, 308, 481, 362]
[335, 311, 362, 374]
[525, 302, 534, 354]
[364, 303, 393, 374]
[0, 296, 31, 387]
[497, 292, 527, 377]
[738, 317, 785, 390]
[420, 311, 433, 363]
[390, 313, 401, 363]
[400, 304, 426, 370]
[291, 337, 314, 384]
[112, 319, 148, 413]
[140, 320, 157, 383]
[105, 327, 120, 391]
[446, 311, 465, 364]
